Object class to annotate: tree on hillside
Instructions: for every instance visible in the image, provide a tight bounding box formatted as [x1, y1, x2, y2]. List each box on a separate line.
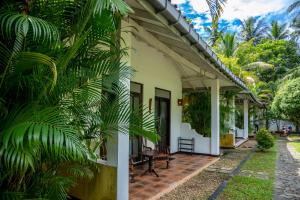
[235, 39, 300, 82]
[240, 17, 266, 43]
[267, 21, 289, 40]
[272, 78, 300, 130]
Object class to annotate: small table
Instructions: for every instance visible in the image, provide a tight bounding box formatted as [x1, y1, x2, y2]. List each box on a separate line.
[142, 150, 159, 177]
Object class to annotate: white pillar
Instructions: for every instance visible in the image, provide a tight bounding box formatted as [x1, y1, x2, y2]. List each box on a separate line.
[229, 96, 236, 132]
[106, 130, 129, 200]
[211, 79, 220, 155]
[107, 19, 131, 200]
[243, 99, 249, 139]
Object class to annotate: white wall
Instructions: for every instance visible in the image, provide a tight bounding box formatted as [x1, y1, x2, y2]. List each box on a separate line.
[180, 123, 211, 154]
[269, 120, 296, 132]
[131, 38, 183, 153]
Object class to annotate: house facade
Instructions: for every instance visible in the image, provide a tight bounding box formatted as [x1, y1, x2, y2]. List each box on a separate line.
[71, 0, 262, 199]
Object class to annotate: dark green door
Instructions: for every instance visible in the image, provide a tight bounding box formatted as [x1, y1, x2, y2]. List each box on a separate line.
[155, 96, 170, 148]
[129, 82, 143, 162]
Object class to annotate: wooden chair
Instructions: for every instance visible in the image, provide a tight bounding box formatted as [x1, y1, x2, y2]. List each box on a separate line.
[154, 145, 171, 169]
[129, 155, 138, 183]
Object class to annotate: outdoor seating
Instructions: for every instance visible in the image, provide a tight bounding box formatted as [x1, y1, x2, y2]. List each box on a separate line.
[129, 155, 138, 183]
[154, 145, 171, 169]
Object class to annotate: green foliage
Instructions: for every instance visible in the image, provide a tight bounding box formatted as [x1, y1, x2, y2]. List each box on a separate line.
[215, 32, 237, 57]
[183, 92, 211, 137]
[267, 21, 289, 40]
[236, 39, 300, 82]
[240, 17, 267, 43]
[272, 77, 300, 124]
[0, 0, 157, 199]
[256, 129, 274, 151]
[205, 18, 225, 46]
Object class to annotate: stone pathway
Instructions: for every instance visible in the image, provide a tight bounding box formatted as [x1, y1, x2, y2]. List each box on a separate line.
[159, 140, 255, 200]
[274, 139, 300, 200]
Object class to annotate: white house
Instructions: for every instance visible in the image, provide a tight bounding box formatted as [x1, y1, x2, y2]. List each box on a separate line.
[71, 0, 262, 199]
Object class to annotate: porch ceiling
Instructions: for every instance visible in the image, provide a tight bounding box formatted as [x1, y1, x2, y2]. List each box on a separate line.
[125, 0, 263, 106]
[125, 0, 237, 89]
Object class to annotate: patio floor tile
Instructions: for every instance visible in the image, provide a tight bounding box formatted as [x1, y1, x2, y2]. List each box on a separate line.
[129, 153, 218, 200]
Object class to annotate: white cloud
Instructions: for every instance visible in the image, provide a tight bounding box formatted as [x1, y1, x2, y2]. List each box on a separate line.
[221, 0, 291, 21]
[171, 0, 187, 4]
[172, 0, 293, 21]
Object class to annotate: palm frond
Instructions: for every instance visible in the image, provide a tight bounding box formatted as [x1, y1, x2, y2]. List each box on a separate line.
[0, 11, 60, 46]
[288, 0, 300, 13]
[281, 66, 300, 81]
[14, 52, 57, 90]
[243, 62, 274, 71]
[94, 0, 133, 16]
[205, 0, 227, 20]
[0, 107, 89, 172]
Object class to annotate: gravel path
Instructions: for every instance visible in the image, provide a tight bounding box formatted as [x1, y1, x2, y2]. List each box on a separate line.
[274, 139, 300, 200]
[159, 140, 255, 200]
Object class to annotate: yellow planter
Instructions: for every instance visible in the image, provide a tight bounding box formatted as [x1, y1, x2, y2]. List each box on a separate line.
[220, 134, 235, 148]
[70, 164, 117, 200]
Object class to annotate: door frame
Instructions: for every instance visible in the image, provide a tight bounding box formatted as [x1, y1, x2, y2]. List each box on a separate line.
[155, 87, 171, 147]
[130, 82, 144, 162]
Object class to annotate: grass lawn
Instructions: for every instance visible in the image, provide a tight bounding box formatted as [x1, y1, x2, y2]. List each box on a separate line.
[218, 142, 278, 200]
[290, 142, 300, 153]
[288, 134, 300, 141]
[288, 134, 300, 153]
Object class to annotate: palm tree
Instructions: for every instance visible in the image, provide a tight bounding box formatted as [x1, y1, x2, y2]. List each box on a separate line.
[0, 0, 157, 198]
[291, 17, 300, 41]
[219, 32, 237, 57]
[287, 1, 300, 41]
[288, 0, 300, 17]
[205, 0, 227, 20]
[240, 17, 266, 43]
[205, 18, 225, 46]
[267, 21, 289, 40]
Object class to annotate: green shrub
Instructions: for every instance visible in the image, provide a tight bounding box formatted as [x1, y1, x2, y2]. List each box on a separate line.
[256, 129, 274, 151]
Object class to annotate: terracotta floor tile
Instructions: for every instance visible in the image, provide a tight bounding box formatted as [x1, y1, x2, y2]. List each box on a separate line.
[129, 153, 217, 200]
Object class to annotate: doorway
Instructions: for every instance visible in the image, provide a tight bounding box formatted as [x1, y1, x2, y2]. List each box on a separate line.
[155, 88, 171, 148]
[130, 82, 143, 162]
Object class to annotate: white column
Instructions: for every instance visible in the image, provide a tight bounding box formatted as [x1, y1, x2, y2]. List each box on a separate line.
[229, 96, 236, 132]
[243, 99, 249, 139]
[106, 129, 129, 200]
[109, 19, 131, 200]
[211, 79, 220, 155]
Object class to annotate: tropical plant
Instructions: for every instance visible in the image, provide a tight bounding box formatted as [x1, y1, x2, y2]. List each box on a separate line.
[204, 0, 227, 20]
[267, 21, 289, 40]
[256, 128, 274, 151]
[205, 18, 225, 46]
[290, 17, 300, 41]
[280, 66, 300, 82]
[0, 0, 157, 199]
[235, 39, 300, 82]
[240, 17, 266, 43]
[218, 32, 238, 57]
[288, 0, 300, 17]
[272, 77, 300, 127]
[183, 92, 211, 137]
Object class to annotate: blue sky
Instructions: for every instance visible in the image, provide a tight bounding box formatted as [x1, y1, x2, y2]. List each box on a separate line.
[171, 0, 295, 41]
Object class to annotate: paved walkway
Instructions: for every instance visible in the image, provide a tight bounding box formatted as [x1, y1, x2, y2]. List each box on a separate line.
[274, 139, 300, 200]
